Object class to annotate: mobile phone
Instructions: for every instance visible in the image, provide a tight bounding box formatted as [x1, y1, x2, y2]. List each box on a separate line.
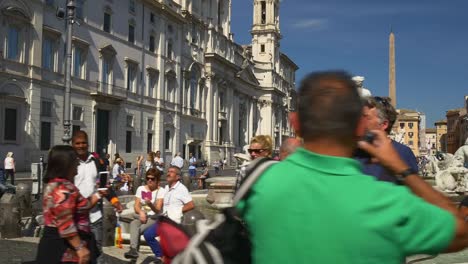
[97, 188, 108, 191]
[99, 171, 109, 188]
[362, 131, 375, 144]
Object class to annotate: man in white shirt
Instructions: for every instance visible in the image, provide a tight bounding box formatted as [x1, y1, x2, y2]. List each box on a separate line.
[170, 152, 184, 169]
[72, 131, 123, 264]
[143, 166, 194, 257]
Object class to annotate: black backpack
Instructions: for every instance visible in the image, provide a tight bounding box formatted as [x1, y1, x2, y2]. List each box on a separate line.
[158, 157, 277, 264]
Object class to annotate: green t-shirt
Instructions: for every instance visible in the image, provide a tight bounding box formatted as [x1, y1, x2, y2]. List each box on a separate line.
[238, 148, 455, 264]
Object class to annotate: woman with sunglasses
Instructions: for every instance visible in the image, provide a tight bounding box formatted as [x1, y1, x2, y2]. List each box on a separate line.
[235, 135, 273, 191]
[124, 168, 166, 259]
[36, 145, 105, 264]
[248, 135, 273, 159]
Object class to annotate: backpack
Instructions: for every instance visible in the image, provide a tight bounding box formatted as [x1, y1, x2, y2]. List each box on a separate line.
[157, 157, 278, 264]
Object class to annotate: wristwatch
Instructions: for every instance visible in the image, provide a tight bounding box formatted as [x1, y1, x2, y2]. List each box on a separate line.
[395, 168, 417, 181]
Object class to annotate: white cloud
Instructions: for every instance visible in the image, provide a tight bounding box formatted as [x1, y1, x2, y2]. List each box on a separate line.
[291, 18, 327, 29]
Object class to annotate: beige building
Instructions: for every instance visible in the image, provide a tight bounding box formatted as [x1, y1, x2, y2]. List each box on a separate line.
[393, 109, 421, 156]
[0, 0, 297, 170]
[434, 119, 447, 152]
[425, 128, 437, 155]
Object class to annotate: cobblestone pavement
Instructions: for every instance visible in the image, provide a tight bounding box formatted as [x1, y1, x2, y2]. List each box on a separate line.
[2, 237, 468, 264]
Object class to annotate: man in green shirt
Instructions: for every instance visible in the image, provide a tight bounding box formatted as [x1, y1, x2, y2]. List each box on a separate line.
[239, 71, 468, 264]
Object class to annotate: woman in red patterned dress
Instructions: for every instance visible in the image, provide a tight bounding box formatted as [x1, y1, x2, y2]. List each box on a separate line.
[36, 145, 106, 264]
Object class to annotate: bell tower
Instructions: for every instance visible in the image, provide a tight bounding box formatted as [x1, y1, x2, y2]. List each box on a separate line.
[251, 0, 281, 68]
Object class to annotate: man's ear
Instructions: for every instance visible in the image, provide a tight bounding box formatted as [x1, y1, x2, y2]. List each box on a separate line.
[381, 120, 389, 132]
[289, 112, 302, 137]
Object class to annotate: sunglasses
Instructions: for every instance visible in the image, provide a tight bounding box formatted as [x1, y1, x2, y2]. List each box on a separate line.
[248, 148, 266, 154]
[374, 96, 390, 106]
[146, 177, 156, 182]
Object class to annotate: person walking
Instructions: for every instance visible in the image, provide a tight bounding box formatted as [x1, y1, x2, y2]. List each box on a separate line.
[124, 168, 165, 259]
[188, 153, 197, 182]
[36, 145, 106, 264]
[72, 131, 123, 264]
[239, 71, 468, 264]
[4, 152, 15, 185]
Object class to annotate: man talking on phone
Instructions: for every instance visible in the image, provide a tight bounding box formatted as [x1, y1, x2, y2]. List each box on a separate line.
[72, 130, 123, 264]
[354, 96, 418, 183]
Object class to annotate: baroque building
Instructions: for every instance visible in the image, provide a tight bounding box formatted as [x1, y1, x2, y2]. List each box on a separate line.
[0, 0, 297, 170]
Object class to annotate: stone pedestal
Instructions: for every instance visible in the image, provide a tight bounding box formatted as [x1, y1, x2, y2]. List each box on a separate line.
[0, 193, 21, 238]
[102, 200, 117, 247]
[205, 177, 236, 209]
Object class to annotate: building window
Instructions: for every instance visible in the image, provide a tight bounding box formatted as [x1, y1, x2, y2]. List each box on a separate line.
[167, 40, 173, 60]
[126, 115, 134, 127]
[40, 122, 51, 150]
[41, 122, 52, 150]
[261, 1, 266, 24]
[7, 26, 20, 60]
[42, 36, 56, 71]
[150, 12, 155, 23]
[260, 44, 265, 53]
[41, 101, 53, 117]
[129, 0, 135, 13]
[149, 35, 155, 52]
[409, 122, 414, 129]
[408, 132, 414, 138]
[45, 0, 54, 6]
[148, 72, 158, 97]
[128, 24, 135, 44]
[408, 140, 414, 146]
[4, 108, 17, 141]
[127, 64, 137, 91]
[190, 67, 199, 110]
[126, 131, 132, 153]
[165, 130, 170, 150]
[147, 133, 153, 153]
[103, 12, 111, 33]
[219, 91, 225, 111]
[72, 106, 83, 121]
[191, 23, 198, 44]
[147, 118, 154, 131]
[101, 57, 112, 90]
[76, 0, 84, 19]
[73, 46, 85, 78]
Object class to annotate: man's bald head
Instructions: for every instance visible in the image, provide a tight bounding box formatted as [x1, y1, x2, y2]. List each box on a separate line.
[279, 138, 303, 160]
[72, 130, 89, 159]
[72, 130, 88, 143]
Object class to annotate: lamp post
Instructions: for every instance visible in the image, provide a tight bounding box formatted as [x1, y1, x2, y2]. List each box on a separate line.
[61, 0, 76, 144]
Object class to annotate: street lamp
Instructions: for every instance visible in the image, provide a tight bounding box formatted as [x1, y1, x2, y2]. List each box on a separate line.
[57, 0, 76, 144]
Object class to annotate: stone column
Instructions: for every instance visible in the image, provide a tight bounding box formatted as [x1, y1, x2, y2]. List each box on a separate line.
[205, 74, 214, 142]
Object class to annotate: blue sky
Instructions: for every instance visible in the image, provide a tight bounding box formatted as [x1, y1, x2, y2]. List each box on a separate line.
[231, 0, 468, 127]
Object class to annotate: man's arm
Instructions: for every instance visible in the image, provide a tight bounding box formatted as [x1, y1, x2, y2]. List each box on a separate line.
[182, 201, 194, 213]
[359, 130, 468, 252]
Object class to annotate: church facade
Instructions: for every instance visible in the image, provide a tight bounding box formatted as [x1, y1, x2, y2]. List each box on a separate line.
[0, 0, 297, 170]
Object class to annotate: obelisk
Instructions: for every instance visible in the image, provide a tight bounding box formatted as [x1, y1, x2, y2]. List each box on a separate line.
[388, 30, 396, 107]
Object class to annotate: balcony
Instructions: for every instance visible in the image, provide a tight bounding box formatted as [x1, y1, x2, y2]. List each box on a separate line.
[187, 132, 204, 144]
[90, 81, 126, 103]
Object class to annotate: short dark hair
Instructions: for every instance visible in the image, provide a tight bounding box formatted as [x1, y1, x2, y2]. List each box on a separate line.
[43, 145, 78, 183]
[146, 168, 161, 182]
[297, 71, 363, 144]
[72, 130, 88, 143]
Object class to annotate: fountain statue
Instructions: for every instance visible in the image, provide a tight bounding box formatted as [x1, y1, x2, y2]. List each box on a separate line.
[433, 153, 468, 192]
[454, 138, 468, 167]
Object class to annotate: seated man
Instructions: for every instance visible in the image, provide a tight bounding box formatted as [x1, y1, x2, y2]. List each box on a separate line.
[124, 169, 165, 259]
[143, 166, 194, 259]
[198, 165, 210, 189]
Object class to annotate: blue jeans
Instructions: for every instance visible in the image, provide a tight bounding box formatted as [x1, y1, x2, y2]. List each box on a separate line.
[189, 168, 196, 178]
[143, 222, 162, 257]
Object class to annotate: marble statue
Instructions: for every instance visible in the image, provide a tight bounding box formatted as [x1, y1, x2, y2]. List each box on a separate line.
[434, 153, 468, 192]
[454, 138, 468, 167]
[352, 76, 372, 98]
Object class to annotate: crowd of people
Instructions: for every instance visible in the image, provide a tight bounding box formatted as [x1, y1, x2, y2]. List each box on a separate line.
[23, 70, 468, 264]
